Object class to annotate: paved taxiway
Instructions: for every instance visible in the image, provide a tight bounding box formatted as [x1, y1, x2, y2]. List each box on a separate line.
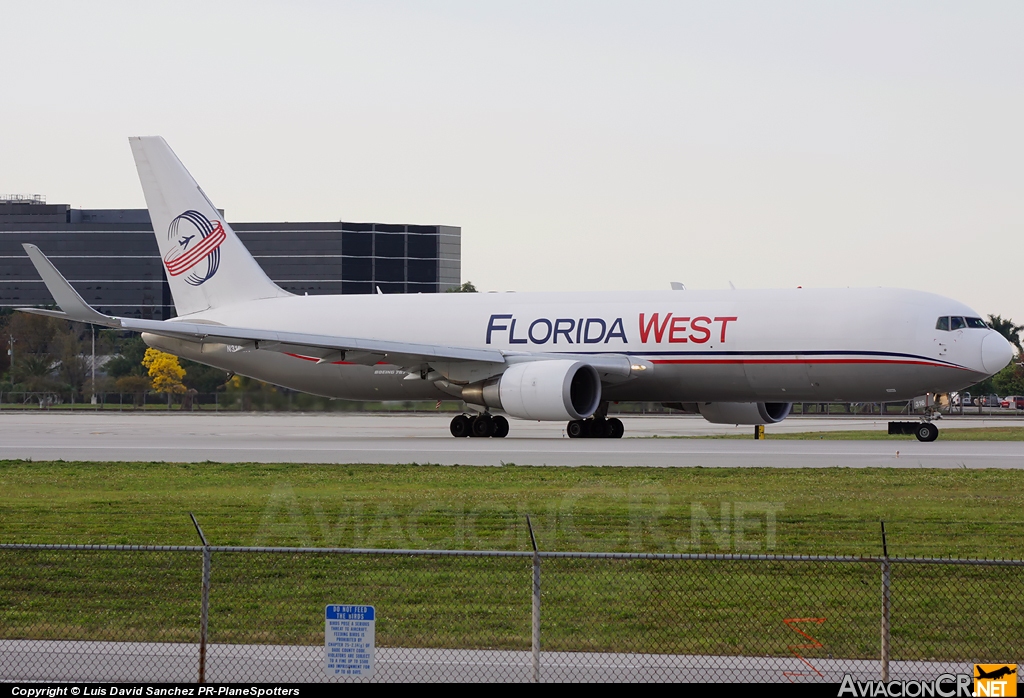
[0, 639, 971, 683]
[0, 412, 1021, 468]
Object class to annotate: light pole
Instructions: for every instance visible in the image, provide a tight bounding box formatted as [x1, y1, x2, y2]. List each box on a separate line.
[90, 326, 97, 405]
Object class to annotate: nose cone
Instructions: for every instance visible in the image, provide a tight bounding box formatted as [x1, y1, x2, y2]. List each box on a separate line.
[981, 332, 1015, 375]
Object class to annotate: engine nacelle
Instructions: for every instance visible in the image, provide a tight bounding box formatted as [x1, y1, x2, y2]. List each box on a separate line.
[697, 402, 792, 425]
[461, 360, 602, 421]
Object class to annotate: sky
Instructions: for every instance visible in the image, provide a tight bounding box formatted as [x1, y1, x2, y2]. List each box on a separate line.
[1, 1, 1022, 322]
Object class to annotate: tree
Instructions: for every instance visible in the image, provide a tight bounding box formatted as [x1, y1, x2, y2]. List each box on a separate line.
[9, 313, 58, 387]
[180, 357, 230, 393]
[993, 362, 1024, 397]
[142, 348, 186, 407]
[987, 315, 1023, 355]
[53, 322, 90, 401]
[8, 313, 63, 404]
[104, 334, 149, 378]
[84, 374, 114, 402]
[0, 309, 12, 377]
[115, 374, 151, 408]
[16, 354, 61, 405]
[223, 373, 280, 411]
[446, 281, 478, 293]
[9, 312, 58, 355]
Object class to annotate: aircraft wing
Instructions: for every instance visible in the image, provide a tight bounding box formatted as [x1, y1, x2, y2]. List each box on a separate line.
[18, 244, 641, 375]
[17, 243, 506, 366]
[119, 317, 506, 365]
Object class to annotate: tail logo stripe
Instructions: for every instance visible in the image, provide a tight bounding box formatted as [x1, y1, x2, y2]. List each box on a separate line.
[162, 211, 226, 286]
[165, 225, 225, 274]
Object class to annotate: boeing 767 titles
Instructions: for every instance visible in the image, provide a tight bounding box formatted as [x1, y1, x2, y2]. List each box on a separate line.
[17, 137, 1016, 440]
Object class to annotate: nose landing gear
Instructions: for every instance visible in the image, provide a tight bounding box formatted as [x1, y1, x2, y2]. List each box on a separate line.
[914, 422, 939, 442]
[450, 414, 509, 438]
[887, 421, 939, 442]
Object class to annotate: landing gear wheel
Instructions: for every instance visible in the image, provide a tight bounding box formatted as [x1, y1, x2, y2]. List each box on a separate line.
[471, 414, 495, 438]
[567, 420, 585, 438]
[915, 423, 939, 442]
[589, 418, 609, 438]
[450, 415, 471, 438]
[607, 418, 624, 439]
[492, 416, 509, 438]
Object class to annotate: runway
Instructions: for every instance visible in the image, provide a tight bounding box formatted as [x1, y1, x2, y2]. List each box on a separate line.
[1, 412, 1022, 468]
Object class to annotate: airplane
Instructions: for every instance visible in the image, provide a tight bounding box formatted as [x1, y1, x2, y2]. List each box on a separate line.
[975, 666, 1016, 681]
[17, 137, 1017, 441]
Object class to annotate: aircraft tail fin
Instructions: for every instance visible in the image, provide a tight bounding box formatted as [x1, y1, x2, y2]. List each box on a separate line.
[129, 136, 290, 316]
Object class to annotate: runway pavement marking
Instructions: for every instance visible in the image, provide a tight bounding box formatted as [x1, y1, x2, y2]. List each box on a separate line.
[5, 443, 1023, 458]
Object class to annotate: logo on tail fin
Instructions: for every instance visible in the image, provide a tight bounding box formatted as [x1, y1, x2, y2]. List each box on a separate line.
[163, 210, 226, 286]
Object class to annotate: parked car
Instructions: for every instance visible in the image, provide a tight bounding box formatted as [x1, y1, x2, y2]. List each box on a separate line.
[978, 394, 1002, 407]
[1001, 396, 1024, 410]
[953, 392, 972, 407]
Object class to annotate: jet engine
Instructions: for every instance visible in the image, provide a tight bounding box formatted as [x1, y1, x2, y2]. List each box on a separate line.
[665, 401, 794, 425]
[461, 359, 602, 421]
[696, 402, 792, 425]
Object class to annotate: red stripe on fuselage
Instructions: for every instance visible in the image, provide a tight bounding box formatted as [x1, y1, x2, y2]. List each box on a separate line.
[648, 358, 966, 369]
[283, 352, 388, 366]
[281, 352, 964, 371]
[284, 352, 351, 364]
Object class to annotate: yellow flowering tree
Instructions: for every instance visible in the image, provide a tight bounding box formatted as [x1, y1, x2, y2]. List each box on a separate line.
[142, 348, 186, 407]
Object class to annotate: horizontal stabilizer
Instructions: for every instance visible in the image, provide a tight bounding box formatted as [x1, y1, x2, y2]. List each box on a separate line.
[15, 308, 71, 320]
[20, 244, 121, 327]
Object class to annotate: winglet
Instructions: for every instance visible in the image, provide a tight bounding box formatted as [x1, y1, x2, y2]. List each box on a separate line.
[19, 244, 122, 327]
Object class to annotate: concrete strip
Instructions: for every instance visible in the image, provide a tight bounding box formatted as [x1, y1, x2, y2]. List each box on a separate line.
[0, 413, 1020, 468]
[0, 639, 974, 683]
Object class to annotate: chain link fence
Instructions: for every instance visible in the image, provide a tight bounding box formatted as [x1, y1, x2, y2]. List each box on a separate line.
[0, 542, 1020, 683]
[2, 390, 1022, 417]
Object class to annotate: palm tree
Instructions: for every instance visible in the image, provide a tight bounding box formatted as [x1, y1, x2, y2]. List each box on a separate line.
[446, 281, 478, 293]
[987, 315, 1023, 354]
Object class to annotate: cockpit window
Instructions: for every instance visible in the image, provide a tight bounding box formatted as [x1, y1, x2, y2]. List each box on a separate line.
[937, 316, 984, 331]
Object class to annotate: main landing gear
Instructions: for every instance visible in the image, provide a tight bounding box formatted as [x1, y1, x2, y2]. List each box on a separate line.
[567, 417, 624, 439]
[450, 413, 509, 438]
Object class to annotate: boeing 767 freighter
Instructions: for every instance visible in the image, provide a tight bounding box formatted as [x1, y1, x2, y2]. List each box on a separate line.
[17, 137, 1016, 440]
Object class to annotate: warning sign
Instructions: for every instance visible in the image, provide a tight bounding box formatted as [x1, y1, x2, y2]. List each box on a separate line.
[325, 605, 375, 677]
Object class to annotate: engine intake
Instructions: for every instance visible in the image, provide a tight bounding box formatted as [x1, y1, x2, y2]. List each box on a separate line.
[461, 360, 602, 421]
[695, 401, 792, 425]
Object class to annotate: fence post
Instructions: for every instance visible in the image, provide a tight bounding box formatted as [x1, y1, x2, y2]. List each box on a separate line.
[527, 514, 540, 683]
[880, 522, 891, 682]
[191, 513, 211, 684]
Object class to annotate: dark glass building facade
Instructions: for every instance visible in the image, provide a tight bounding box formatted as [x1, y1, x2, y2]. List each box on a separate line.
[0, 201, 461, 319]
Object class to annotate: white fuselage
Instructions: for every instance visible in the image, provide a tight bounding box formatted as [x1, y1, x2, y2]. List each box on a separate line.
[145, 286, 1001, 408]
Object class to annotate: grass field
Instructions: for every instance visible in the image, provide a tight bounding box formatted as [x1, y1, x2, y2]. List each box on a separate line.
[1, 461, 1022, 659]
[2, 460, 1023, 556]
